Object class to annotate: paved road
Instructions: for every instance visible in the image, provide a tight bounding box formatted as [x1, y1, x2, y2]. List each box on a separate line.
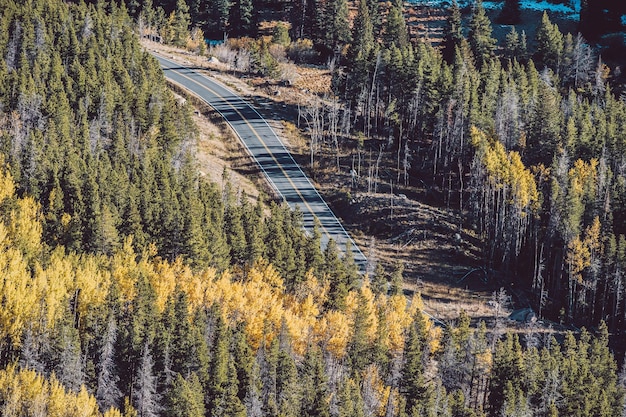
[153, 54, 367, 269]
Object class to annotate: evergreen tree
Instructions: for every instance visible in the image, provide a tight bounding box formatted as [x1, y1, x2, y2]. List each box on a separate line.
[468, 0, 496, 68]
[323, 239, 349, 309]
[324, 0, 352, 53]
[498, 0, 521, 24]
[173, 0, 191, 47]
[383, 0, 409, 49]
[488, 333, 525, 416]
[229, 0, 255, 37]
[338, 378, 365, 417]
[300, 346, 330, 417]
[389, 262, 404, 296]
[371, 263, 388, 295]
[164, 373, 205, 417]
[534, 11, 564, 69]
[400, 321, 433, 414]
[348, 0, 375, 62]
[442, 1, 463, 63]
[503, 26, 527, 63]
[276, 347, 300, 417]
[207, 309, 231, 413]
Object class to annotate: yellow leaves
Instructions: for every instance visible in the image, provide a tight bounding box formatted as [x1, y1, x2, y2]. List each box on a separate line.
[284, 293, 320, 355]
[180, 267, 216, 311]
[315, 310, 350, 358]
[151, 258, 181, 314]
[378, 294, 413, 352]
[567, 216, 602, 284]
[0, 365, 111, 417]
[0, 243, 39, 346]
[110, 237, 140, 305]
[0, 159, 15, 203]
[362, 365, 390, 417]
[7, 197, 43, 260]
[74, 255, 110, 318]
[569, 158, 598, 200]
[471, 126, 539, 213]
[34, 248, 73, 330]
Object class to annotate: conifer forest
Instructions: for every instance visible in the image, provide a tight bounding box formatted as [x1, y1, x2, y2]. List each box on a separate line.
[1, 0, 626, 416]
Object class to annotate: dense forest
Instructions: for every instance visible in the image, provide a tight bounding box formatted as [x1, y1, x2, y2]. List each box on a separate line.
[1, 0, 626, 416]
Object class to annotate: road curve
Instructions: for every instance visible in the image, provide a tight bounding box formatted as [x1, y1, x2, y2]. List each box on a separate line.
[153, 53, 367, 270]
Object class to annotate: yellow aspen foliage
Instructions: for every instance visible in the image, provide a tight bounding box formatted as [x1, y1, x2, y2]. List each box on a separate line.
[0, 158, 15, 203]
[33, 248, 74, 330]
[179, 267, 216, 311]
[471, 126, 539, 212]
[294, 270, 329, 305]
[69, 386, 100, 417]
[377, 294, 413, 352]
[567, 236, 589, 283]
[362, 365, 390, 417]
[151, 258, 182, 313]
[73, 255, 111, 318]
[569, 158, 598, 200]
[567, 216, 602, 285]
[248, 258, 284, 291]
[282, 310, 312, 355]
[583, 216, 601, 255]
[0, 241, 40, 346]
[0, 365, 113, 417]
[240, 264, 285, 348]
[110, 237, 140, 304]
[7, 197, 43, 261]
[283, 293, 320, 355]
[344, 290, 360, 317]
[315, 310, 351, 358]
[103, 408, 124, 417]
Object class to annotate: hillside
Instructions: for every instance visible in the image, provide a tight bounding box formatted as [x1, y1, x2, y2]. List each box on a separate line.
[1, 0, 626, 416]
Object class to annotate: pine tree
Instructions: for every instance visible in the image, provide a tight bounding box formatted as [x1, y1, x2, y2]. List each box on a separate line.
[300, 346, 330, 417]
[442, 1, 463, 63]
[400, 322, 433, 414]
[276, 347, 300, 417]
[232, 324, 254, 403]
[498, 0, 521, 24]
[338, 378, 365, 417]
[389, 262, 404, 296]
[324, 0, 352, 53]
[323, 239, 349, 309]
[207, 310, 230, 413]
[488, 333, 524, 416]
[371, 263, 388, 296]
[164, 373, 205, 417]
[468, 0, 496, 69]
[173, 0, 191, 46]
[55, 321, 84, 393]
[348, 0, 375, 62]
[534, 11, 564, 69]
[383, 0, 408, 49]
[229, 0, 255, 37]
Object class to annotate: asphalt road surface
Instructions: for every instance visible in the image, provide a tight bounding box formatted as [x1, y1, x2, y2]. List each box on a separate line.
[153, 53, 367, 270]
